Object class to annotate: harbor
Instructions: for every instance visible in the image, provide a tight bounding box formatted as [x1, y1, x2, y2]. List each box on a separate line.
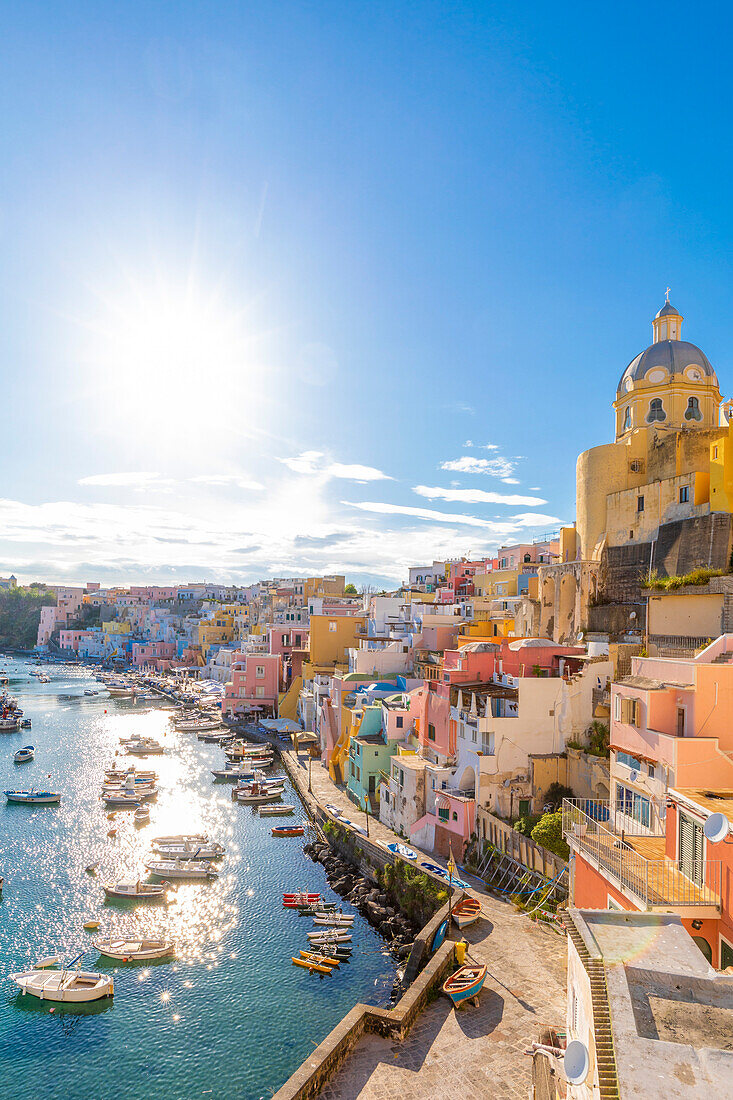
[0, 659, 398, 1100]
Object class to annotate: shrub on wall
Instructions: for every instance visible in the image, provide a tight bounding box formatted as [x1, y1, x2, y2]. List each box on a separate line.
[531, 811, 569, 860]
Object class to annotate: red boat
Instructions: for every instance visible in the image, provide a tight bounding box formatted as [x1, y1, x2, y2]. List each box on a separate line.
[283, 892, 320, 908]
[451, 897, 481, 929]
[442, 963, 487, 1007]
[272, 826, 305, 837]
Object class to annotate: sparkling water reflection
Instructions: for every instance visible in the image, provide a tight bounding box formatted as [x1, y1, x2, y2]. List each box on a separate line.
[0, 659, 397, 1098]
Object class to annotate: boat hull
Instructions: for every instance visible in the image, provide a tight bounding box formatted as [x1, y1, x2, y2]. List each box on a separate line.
[94, 939, 174, 961]
[442, 964, 488, 1006]
[11, 969, 113, 1003]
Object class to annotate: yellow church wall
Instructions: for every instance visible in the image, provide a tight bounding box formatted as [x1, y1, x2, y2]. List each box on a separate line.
[605, 473, 707, 547]
[614, 381, 719, 441]
[710, 424, 733, 514]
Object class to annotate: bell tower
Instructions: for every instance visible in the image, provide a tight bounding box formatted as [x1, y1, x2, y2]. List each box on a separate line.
[652, 290, 683, 343]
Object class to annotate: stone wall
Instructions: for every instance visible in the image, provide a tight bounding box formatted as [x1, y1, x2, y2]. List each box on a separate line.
[477, 806, 568, 879]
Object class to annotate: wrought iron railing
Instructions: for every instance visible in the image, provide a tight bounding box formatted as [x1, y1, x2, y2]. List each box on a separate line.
[563, 796, 666, 836]
[562, 800, 721, 909]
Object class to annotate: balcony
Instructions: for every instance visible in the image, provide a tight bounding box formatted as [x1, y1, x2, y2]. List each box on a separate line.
[562, 799, 721, 916]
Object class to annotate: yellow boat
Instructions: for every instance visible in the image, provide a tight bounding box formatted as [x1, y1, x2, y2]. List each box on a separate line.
[291, 956, 332, 975]
[300, 950, 340, 968]
[83, 920, 100, 931]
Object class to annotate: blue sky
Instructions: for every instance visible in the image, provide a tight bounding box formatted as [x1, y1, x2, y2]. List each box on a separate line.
[1, 2, 731, 587]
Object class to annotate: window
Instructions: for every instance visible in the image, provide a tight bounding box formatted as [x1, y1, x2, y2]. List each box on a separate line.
[637, 495, 644, 512]
[617, 783, 651, 829]
[677, 707, 686, 737]
[255, 686, 265, 698]
[647, 398, 666, 423]
[428, 723, 436, 741]
[613, 693, 621, 721]
[685, 396, 703, 422]
[622, 406, 632, 431]
[714, 446, 719, 459]
[396, 716, 403, 729]
[679, 485, 689, 503]
[399, 769, 404, 786]
[617, 750, 641, 770]
[256, 665, 265, 678]
[620, 697, 641, 726]
[679, 811, 703, 887]
[328, 621, 337, 633]
[647, 763, 655, 779]
[438, 807, 449, 822]
[452, 811, 458, 821]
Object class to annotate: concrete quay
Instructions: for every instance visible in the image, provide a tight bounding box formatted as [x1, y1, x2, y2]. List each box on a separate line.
[275, 745, 567, 1099]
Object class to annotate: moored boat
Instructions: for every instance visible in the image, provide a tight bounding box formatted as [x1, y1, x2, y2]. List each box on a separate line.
[152, 840, 224, 860]
[14, 746, 35, 763]
[94, 938, 175, 961]
[312, 914, 354, 926]
[10, 955, 113, 1003]
[236, 782, 284, 804]
[103, 881, 168, 901]
[5, 789, 60, 804]
[259, 803, 295, 816]
[145, 859, 218, 880]
[134, 805, 150, 824]
[271, 826, 305, 837]
[292, 955, 332, 974]
[307, 930, 352, 943]
[299, 950, 341, 968]
[451, 897, 481, 929]
[442, 963, 488, 1007]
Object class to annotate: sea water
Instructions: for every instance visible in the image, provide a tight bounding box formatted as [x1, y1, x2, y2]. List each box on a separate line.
[0, 659, 396, 1099]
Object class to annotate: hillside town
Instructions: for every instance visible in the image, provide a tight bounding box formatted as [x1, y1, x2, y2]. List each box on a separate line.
[16, 296, 733, 1096]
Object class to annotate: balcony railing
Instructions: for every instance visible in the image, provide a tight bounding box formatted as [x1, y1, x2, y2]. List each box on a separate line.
[563, 796, 666, 837]
[562, 799, 721, 910]
[436, 786, 476, 801]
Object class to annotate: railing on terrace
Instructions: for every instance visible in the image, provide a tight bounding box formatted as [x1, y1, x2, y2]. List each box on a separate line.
[562, 799, 721, 910]
[436, 786, 476, 801]
[648, 634, 710, 657]
[563, 796, 666, 837]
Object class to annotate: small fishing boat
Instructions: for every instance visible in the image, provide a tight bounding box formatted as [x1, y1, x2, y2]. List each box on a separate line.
[104, 768, 157, 784]
[421, 861, 448, 878]
[259, 803, 295, 816]
[85, 861, 100, 875]
[103, 881, 168, 901]
[387, 842, 418, 861]
[296, 902, 338, 915]
[5, 789, 61, 804]
[292, 955, 332, 974]
[145, 859, 218, 880]
[83, 921, 100, 931]
[451, 897, 481, 929]
[307, 930, 352, 944]
[152, 840, 224, 860]
[271, 826, 305, 838]
[11, 955, 114, 1003]
[102, 792, 141, 809]
[83, 689, 98, 696]
[312, 914, 355, 926]
[151, 834, 211, 849]
[442, 963, 488, 1007]
[431, 918, 449, 953]
[94, 938, 175, 961]
[134, 805, 150, 824]
[299, 950, 341, 968]
[14, 746, 35, 763]
[236, 783, 284, 804]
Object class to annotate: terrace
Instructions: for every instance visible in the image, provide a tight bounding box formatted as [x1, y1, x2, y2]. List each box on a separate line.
[563, 798, 721, 916]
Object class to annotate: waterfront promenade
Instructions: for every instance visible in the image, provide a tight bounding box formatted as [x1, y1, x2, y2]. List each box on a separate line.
[279, 744, 567, 1099]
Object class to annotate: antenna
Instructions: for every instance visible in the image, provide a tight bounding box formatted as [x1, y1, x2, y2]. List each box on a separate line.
[564, 1039, 590, 1085]
[703, 812, 731, 844]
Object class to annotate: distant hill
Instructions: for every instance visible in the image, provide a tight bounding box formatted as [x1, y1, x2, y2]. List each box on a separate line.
[0, 585, 56, 650]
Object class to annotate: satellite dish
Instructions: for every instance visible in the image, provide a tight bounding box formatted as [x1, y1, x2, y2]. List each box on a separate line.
[703, 812, 730, 844]
[564, 1039, 590, 1085]
[629, 770, 638, 783]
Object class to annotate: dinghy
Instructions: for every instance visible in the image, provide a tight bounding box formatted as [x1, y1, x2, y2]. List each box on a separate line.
[103, 881, 168, 901]
[259, 803, 295, 816]
[312, 914, 355, 926]
[11, 955, 113, 1003]
[451, 897, 481, 929]
[5, 789, 61, 804]
[134, 805, 150, 824]
[14, 746, 34, 763]
[307, 930, 352, 944]
[151, 833, 210, 847]
[236, 783, 284, 804]
[296, 902, 338, 915]
[271, 826, 305, 837]
[292, 955, 332, 974]
[387, 842, 418, 861]
[299, 950, 341, 968]
[94, 938, 175, 961]
[102, 792, 141, 809]
[442, 963, 488, 1007]
[145, 859, 218, 880]
[152, 841, 224, 860]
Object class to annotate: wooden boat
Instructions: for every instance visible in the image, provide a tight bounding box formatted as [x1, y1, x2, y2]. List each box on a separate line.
[307, 930, 352, 943]
[312, 914, 354, 926]
[5, 789, 61, 804]
[134, 805, 150, 824]
[11, 956, 113, 1003]
[152, 833, 209, 847]
[259, 803, 295, 816]
[452, 897, 481, 929]
[152, 841, 224, 860]
[145, 859, 218, 880]
[102, 792, 141, 808]
[14, 746, 35, 763]
[236, 783, 284, 804]
[105, 768, 157, 783]
[103, 881, 167, 901]
[94, 938, 175, 961]
[442, 963, 488, 1007]
[299, 950, 341, 968]
[387, 842, 418, 861]
[431, 918, 449, 953]
[292, 956, 332, 974]
[83, 920, 100, 930]
[271, 826, 305, 838]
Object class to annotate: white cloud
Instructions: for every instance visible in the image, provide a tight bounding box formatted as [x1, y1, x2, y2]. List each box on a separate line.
[501, 477, 520, 485]
[78, 472, 172, 489]
[343, 500, 518, 531]
[280, 451, 392, 482]
[190, 474, 264, 491]
[510, 512, 562, 526]
[413, 485, 547, 506]
[440, 455, 517, 478]
[529, 486, 542, 491]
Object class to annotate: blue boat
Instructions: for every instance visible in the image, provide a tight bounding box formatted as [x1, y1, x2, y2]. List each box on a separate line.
[431, 917, 449, 953]
[13, 746, 35, 763]
[5, 789, 61, 804]
[387, 842, 418, 861]
[442, 963, 487, 1006]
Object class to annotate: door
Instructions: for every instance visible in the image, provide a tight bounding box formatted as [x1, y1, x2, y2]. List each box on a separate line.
[677, 707, 685, 737]
[721, 938, 733, 971]
[679, 812, 704, 888]
[519, 799, 530, 818]
[368, 775, 376, 795]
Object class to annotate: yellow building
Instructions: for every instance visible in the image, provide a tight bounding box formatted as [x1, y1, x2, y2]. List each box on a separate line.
[198, 606, 240, 660]
[308, 613, 366, 670]
[303, 575, 346, 601]
[577, 296, 732, 561]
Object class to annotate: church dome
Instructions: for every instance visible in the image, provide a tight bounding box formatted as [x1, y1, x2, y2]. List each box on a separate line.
[655, 300, 680, 319]
[617, 339, 716, 396]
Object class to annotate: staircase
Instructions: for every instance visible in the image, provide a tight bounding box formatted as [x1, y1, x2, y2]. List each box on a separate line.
[564, 917, 620, 1099]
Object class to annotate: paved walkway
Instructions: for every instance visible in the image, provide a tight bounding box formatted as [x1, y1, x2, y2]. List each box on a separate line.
[281, 748, 567, 1098]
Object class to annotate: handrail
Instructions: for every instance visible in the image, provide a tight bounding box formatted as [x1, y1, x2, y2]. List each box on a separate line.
[562, 800, 721, 909]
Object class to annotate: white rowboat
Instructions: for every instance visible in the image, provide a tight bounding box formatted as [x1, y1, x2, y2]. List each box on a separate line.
[94, 938, 174, 961]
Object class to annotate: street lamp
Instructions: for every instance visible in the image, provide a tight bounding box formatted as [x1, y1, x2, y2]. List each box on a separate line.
[447, 848, 456, 931]
[308, 753, 312, 794]
[364, 793, 370, 837]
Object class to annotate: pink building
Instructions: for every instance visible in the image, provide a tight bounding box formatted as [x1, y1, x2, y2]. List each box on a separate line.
[58, 629, 96, 652]
[223, 652, 282, 718]
[131, 641, 176, 668]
